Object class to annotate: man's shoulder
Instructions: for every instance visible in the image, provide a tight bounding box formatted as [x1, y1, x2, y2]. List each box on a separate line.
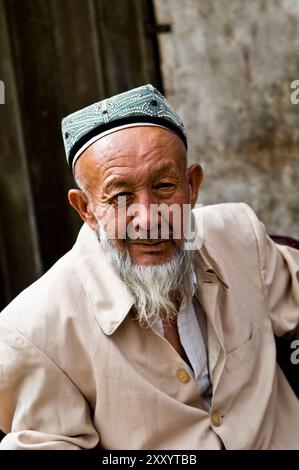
[194, 202, 265, 266]
[0, 246, 87, 345]
[2, 247, 78, 307]
[196, 202, 262, 241]
[199, 201, 257, 225]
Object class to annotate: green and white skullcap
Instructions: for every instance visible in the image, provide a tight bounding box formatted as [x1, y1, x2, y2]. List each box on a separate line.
[61, 84, 187, 171]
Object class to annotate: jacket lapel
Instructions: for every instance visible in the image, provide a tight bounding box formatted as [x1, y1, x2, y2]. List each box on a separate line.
[195, 252, 226, 390]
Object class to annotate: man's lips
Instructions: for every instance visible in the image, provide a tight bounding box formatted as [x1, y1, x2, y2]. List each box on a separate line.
[128, 240, 173, 251]
[128, 240, 171, 246]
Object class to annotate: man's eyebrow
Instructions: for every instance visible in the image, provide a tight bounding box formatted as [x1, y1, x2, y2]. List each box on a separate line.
[103, 163, 177, 193]
[151, 163, 176, 177]
[103, 179, 132, 194]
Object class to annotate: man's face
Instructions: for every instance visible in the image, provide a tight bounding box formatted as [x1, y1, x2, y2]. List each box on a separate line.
[69, 126, 202, 265]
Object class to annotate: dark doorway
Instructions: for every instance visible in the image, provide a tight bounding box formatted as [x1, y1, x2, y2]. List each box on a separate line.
[0, 0, 163, 309]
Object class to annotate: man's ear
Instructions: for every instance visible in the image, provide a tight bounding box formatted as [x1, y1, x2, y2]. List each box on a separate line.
[187, 163, 204, 207]
[68, 189, 97, 230]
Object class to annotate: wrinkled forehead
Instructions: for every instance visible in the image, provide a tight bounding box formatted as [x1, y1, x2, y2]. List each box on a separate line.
[75, 126, 187, 190]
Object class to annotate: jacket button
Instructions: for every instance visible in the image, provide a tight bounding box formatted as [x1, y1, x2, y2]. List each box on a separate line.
[211, 412, 223, 426]
[176, 368, 190, 383]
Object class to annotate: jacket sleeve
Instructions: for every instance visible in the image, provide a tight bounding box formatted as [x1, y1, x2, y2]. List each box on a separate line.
[0, 319, 99, 450]
[244, 204, 299, 339]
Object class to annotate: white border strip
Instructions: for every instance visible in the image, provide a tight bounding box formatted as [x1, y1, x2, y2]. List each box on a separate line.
[72, 123, 176, 170]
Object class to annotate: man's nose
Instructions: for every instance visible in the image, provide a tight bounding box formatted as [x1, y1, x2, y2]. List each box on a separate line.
[129, 192, 159, 232]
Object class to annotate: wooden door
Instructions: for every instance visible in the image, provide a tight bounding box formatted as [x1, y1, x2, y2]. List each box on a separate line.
[0, 0, 163, 309]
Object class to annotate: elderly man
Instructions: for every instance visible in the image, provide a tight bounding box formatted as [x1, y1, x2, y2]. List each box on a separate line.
[0, 84, 298, 450]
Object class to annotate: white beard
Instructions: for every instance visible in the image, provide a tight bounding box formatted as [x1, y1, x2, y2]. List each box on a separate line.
[96, 222, 196, 328]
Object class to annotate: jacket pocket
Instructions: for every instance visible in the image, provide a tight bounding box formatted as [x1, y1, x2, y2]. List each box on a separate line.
[225, 326, 261, 373]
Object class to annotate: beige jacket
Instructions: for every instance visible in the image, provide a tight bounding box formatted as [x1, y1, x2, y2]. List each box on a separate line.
[0, 203, 298, 450]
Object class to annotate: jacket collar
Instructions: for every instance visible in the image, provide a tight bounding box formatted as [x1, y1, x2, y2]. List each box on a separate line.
[73, 223, 228, 336]
[73, 224, 134, 335]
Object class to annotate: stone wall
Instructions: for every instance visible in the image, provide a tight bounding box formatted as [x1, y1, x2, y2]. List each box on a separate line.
[154, 0, 299, 236]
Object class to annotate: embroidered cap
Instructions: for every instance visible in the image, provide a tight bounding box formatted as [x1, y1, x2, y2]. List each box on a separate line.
[61, 84, 187, 171]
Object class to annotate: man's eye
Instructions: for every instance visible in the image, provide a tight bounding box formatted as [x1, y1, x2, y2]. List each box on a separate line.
[155, 182, 175, 190]
[112, 192, 134, 204]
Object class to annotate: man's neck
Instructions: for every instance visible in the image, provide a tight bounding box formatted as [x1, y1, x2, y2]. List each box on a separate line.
[159, 294, 192, 367]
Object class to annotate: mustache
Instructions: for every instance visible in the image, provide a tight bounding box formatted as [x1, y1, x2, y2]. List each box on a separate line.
[125, 226, 175, 244]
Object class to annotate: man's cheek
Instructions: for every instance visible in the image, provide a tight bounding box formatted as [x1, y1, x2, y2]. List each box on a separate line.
[161, 206, 185, 241]
[113, 213, 128, 240]
[99, 209, 117, 240]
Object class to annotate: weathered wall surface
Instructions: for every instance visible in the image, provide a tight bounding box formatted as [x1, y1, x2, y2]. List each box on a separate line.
[154, 0, 299, 236]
